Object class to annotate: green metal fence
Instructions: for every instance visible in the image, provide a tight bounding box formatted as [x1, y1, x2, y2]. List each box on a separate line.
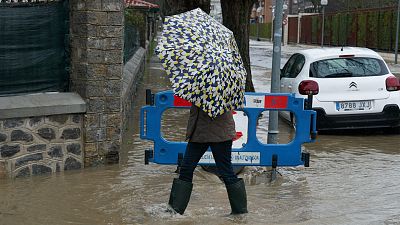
[250, 23, 272, 40]
[124, 8, 145, 64]
[0, 0, 70, 96]
[300, 7, 399, 52]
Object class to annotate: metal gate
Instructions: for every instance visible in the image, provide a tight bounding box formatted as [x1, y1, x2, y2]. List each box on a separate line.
[288, 16, 298, 44]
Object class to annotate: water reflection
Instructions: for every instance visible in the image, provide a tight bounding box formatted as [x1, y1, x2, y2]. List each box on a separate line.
[161, 108, 189, 142]
[0, 59, 399, 225]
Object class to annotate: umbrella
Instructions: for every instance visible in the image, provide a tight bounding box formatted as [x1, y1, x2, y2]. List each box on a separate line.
[155, 8, 246, 118]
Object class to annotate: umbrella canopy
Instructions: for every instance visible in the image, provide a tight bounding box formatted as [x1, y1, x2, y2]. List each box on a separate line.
[155, 8, 247, 118]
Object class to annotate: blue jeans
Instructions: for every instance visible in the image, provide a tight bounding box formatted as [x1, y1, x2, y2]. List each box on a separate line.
[179, 140, 240, 185]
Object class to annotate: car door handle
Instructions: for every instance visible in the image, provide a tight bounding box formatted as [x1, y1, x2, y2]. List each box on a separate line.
[288, 85, 292, 90]
[280, 84, 284, 88]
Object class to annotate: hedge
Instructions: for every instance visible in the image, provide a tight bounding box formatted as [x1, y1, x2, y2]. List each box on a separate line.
[250, 23, 272, 40]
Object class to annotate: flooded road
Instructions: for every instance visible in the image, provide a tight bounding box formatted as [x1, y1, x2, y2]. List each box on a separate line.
[1, 54, 400, 225]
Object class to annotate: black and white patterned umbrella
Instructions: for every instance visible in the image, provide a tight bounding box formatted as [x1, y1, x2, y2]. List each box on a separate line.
[155, 8, 246, 118]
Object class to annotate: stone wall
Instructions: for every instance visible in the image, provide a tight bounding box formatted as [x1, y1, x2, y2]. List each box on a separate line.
[0, 92, 86, 178]
[0, 115, 84, 178]
[69, 0, 125, 166]
[0, 0, 152, 178]
[122, 47, 146, 128]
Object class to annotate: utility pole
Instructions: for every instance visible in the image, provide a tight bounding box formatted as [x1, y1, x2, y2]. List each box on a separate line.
[267, 0, 284, 144]
[321, 0, 328, 47]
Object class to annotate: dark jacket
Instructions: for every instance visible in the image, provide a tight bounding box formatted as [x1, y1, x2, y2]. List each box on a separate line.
[186, 105, 236, 143]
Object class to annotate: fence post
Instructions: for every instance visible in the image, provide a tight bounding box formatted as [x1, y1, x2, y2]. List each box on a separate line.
[297, 15, 301, 44]
[395, 0, 400, 63]
[321, 6, 325, 47]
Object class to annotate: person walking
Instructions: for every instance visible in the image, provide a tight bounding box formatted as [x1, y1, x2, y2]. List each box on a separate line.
[155, 8, 248, 215]
[167, 104, 248, 215]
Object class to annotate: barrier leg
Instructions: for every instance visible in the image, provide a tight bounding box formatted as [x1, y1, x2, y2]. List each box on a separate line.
[146, 89, 154, 105]
[144, 149, 153, 165]
[270, 154, 278, 181]
[302, 152, 310, 167]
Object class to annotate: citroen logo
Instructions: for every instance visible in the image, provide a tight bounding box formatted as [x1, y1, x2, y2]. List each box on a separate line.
[349, 82, 357, 89]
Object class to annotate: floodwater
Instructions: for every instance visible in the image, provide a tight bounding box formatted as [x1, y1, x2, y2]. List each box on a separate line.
[1, 57, 400, 225]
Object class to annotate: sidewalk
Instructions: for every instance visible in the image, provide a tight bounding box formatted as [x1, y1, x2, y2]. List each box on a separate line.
[249, 38, 400, 76]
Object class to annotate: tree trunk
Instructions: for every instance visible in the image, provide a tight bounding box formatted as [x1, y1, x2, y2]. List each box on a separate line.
[221, 0, 256, 92]
[162, 0, 210, 17]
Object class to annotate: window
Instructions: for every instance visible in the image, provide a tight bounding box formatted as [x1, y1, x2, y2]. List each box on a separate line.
[281, 54, 298, 78]
[281, 54, 305, 78]
[310, 57, 389, 78]
[289, 54, 305, 78]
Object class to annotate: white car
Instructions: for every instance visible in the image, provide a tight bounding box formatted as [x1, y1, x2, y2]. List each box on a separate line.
[279, 47, 400, 131]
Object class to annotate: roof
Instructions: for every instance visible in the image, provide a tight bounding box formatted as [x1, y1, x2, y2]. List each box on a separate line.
[296, 47, 383, 63]
[125, 0, 159, 9]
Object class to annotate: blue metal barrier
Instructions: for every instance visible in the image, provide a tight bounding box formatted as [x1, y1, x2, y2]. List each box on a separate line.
[140, 90, 317, 167]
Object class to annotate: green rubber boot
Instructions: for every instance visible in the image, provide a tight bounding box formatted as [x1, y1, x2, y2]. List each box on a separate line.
[226, 178, 248, 214]
[168, 178, 193, 215]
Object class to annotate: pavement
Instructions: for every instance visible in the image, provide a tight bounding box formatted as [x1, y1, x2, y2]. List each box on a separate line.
[249, 38, 400, 76]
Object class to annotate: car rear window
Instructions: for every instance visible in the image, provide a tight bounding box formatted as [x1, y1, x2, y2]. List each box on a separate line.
[309, 57, 389, 78]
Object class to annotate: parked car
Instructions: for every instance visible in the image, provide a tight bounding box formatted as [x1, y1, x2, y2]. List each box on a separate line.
[279, 47, 400, 131]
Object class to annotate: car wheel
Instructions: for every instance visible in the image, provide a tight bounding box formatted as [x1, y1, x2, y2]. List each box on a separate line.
[386, 126, 400, 134]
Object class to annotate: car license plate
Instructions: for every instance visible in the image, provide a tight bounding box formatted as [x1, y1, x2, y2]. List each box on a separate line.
[336, 100, 372, 111]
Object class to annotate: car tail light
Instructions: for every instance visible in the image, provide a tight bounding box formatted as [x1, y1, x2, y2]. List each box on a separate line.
[299, 80, 319, 95]
[339, 54, 355, 58]
[386, 76, 400, 91]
